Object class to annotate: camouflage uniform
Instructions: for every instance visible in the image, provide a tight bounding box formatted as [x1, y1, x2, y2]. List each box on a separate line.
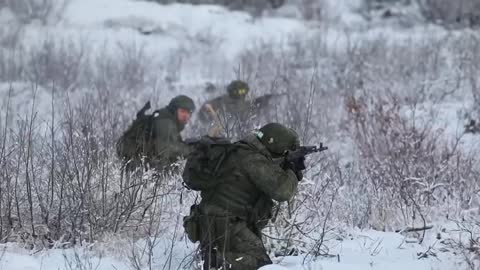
[195, 124, 300, 270]
[198, 80, 251, 124]
[198, 81, 286, 135]
[150, 95, 195, 170]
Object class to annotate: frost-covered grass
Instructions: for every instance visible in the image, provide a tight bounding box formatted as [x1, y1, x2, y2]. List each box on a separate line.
[0, 0, 479, 269]
[0, 222, 477, 269]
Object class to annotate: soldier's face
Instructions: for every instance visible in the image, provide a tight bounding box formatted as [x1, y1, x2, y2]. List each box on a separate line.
[177, 108, 192, 125]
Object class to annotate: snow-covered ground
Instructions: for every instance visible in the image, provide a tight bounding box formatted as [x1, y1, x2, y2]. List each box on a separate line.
[0, 0, 479, 269]
[0, 225, 471, 270]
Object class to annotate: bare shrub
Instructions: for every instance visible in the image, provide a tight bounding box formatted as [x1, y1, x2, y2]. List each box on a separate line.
[442, 219, 480, 270]
[266, 156, 342, 259]
[445, 33, 480, 131]
[125, 185, 198, 270]
[62, 248, 102, 270]
[0, 46, 25, 82]
[147, 0, 285, 16]
[90, 42, 154, 96]
[0, 20, 24, 81]
[298, 0, 327, 21]
[418, 0, 480, 28]
[364, 0, 412, 10]
[0, 81, 189, 248]
[0, 38, 180, 248]
[0, 29, 180, 246]
[347, 92, 479, 231]
[2, 0, 69, 25]
[458, 35, 480, 114]
[26, 38, 87, 92]
[0, 22, 24, 49]
[334, 34, 458, 105]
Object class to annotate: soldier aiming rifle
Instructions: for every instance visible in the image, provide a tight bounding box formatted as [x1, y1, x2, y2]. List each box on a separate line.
[182, 123, 328, 270]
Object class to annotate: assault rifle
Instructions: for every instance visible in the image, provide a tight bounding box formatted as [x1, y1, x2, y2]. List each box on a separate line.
[252, 93, 286, 108]
[273, 143, 328, 171]
[281, 144, 328, 163]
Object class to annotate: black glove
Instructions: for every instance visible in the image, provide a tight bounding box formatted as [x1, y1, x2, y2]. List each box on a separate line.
[284, 157, 306, 181]
[294, 170, 303, 181]
[283, 157, 306, 171]
[295, 156, 306, 171]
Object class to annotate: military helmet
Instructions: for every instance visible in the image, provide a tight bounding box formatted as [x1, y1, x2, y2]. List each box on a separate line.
[227, 80, 249, 99]
[256, 123, 300, 155]
[168, 95, 196, 113]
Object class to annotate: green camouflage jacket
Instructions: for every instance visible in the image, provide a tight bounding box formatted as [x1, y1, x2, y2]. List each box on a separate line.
[198, 94, 251, 123]
[198, 133, 298, 226]
[151, 107, 192, 168]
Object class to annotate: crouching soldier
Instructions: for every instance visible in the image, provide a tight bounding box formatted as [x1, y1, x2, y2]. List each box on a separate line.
[116, 95, 196, 172]
[182, 123, 304, 270]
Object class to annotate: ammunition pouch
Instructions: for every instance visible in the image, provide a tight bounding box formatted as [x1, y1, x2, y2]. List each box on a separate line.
[249, 195, 273, 235]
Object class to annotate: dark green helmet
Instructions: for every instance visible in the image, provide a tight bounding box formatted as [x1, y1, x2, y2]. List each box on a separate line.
[227, 80, 249, 99]
[256, 123, 300, 155]
[168, 95, 196, 113]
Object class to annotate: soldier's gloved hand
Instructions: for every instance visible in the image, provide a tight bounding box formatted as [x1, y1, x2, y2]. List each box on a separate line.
[284, 160, 304, 181]
[289, 157, 305, 181]
[294, 170, 303, 181]
[294, 156, 306, 171]
[282, 156, 306, 171]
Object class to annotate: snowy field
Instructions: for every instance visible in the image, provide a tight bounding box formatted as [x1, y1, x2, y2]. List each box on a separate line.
[0, 224, 475, 270]
[0, 0, 479, 269]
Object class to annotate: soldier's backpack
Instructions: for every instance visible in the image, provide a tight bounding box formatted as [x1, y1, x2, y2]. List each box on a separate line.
[182, 136, 239, 191]
[116, 101, 159, 161]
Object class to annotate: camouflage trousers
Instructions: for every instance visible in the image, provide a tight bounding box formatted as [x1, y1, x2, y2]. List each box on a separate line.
[199, 215, 272, 270]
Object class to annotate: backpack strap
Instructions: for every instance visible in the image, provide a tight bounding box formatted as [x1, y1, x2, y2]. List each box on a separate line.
[194, 143, 248, 204]
[207, 142, 246, 179]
